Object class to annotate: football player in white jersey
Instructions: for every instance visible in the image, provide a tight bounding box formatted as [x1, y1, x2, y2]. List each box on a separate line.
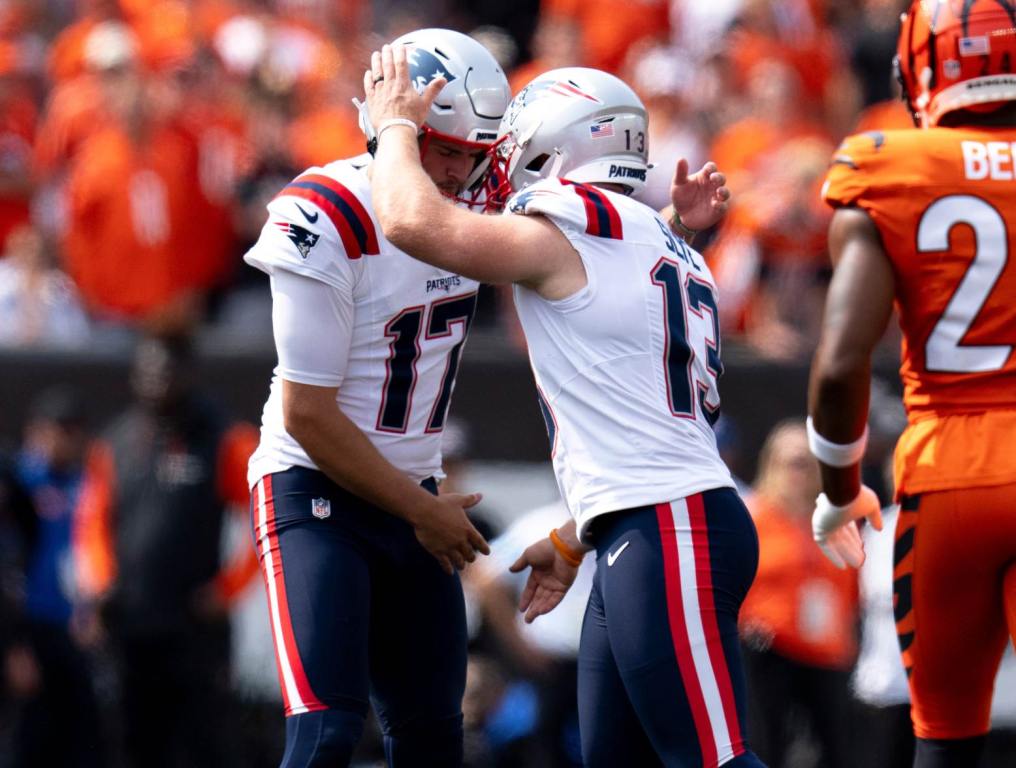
[243, 30, 508, 768]
[365, 46, 766, 767]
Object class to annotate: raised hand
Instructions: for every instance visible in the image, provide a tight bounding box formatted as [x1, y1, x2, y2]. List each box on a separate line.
[509, 536, 579, 623]
[364, 43, 446, 132]
[413, 492, 490, 575]
[670, 158, 731, 232]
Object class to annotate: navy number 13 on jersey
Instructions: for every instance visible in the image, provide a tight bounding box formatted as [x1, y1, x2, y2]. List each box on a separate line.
[650, 259, 722, 425]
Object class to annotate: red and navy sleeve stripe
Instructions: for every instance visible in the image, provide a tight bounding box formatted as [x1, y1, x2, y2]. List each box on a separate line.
[562, 179, 623, 240]
[275, 174, 380, 259]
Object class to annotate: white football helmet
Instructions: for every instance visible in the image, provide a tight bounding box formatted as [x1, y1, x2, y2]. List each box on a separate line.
[356, 28, 510, 202]
[490, 67, 651, 201]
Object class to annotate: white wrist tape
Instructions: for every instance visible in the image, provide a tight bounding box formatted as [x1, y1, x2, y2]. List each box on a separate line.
[806, 416, 868, 467]
[813, 491, 857, 528]
[376, 118, 419, 142]
[813, 486, 881, 534]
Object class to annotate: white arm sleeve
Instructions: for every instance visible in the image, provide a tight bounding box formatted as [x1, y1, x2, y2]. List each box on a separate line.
[270, 269, 354, 387]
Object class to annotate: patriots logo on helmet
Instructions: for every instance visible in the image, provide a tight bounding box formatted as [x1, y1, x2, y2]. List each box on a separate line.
[275, 221, 320, 259]
[407, 48, 457, 91]
[507, 79, 602, 125]
[527, 79, 602, 104]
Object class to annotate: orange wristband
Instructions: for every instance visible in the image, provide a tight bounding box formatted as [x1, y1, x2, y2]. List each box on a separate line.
[549, 528, 583, 567]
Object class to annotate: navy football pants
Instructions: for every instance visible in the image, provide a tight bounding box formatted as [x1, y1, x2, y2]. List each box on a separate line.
[579, 488, 767, 767]
[251, 467, 467, 768]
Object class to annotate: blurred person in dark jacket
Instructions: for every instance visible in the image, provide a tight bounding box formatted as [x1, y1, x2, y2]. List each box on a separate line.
[73, 332, 259, 768]
[0, 441, 36, 761]
[3, 387, 105, 768]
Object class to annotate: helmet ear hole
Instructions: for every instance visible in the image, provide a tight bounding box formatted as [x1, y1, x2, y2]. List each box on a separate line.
[892, 54, 920, 127]
[525, 153, 551, 172]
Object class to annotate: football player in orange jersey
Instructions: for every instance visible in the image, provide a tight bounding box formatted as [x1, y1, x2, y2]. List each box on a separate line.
[808, 2, 1016, 767]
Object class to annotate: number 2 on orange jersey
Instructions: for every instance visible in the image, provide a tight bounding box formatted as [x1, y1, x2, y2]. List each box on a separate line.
[919, 195, 1012, 373]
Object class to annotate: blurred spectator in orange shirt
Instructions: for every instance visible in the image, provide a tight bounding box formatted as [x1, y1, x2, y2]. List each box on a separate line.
[739, 419, 859, 768]
[0, 41, 36, 251]
[62, 21, 236, 333]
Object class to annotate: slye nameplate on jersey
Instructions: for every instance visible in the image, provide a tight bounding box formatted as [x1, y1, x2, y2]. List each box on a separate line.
[962, 140, 1016, 181]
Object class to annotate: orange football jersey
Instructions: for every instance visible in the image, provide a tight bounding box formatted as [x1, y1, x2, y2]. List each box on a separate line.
[823, 126, 1016, 496]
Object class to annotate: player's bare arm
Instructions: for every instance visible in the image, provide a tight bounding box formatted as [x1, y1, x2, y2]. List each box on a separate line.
[808, 206, 893, 567]
[364, 44, 587, 299]
[283, 379, 489, 573]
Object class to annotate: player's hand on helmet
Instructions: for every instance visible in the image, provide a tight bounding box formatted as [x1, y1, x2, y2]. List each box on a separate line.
[364, 43, 446, 131]
[812, 485, 884, 569]
[509, 537, 579, 623]
[669, 159, 730, 232]
[414, 492, 490, 575]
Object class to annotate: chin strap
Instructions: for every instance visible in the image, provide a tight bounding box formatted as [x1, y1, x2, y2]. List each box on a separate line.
[352, 97, 378, 155]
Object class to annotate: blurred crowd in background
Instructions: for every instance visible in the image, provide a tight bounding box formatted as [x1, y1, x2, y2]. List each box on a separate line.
[3, 1, 1014, 767]
[0, 0, 914, 357]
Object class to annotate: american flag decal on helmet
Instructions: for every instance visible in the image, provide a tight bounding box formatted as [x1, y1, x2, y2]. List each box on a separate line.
[958, 36, 990, 56]
[590, 120, 615, 139]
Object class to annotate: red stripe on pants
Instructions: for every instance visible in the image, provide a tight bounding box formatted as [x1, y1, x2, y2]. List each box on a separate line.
[259, 475, 325, 715]
[656, 501, 718, 766]
[687, 493, 745, 757]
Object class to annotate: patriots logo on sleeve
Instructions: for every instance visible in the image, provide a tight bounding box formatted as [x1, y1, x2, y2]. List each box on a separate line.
[508, 188, 539, 214]
[274, 221, 320, 259]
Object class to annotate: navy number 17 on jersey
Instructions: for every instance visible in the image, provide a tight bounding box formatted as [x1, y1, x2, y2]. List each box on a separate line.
[376, 292, 478, 433]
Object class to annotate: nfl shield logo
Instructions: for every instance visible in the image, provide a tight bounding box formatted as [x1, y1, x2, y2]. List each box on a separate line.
[311, 497, 331, 519]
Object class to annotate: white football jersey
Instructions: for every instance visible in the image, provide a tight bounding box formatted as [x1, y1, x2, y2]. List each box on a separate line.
[508, 179, 735, 541]
[245, 156, 479, 488]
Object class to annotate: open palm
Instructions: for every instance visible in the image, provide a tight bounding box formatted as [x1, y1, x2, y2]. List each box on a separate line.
[670, 158, 730, 232]
[510, 537, 579, 623]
